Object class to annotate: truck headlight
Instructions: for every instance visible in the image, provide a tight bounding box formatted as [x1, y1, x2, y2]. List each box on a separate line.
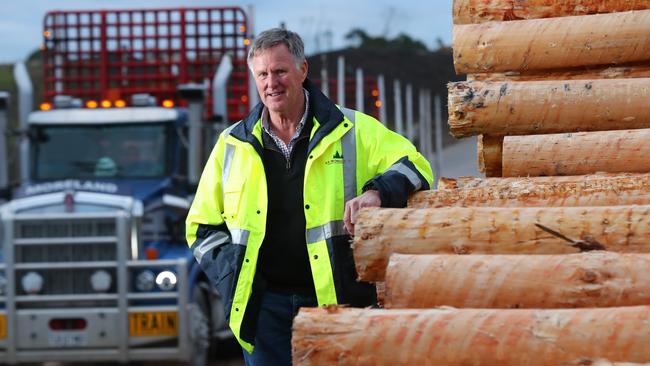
[90, 270, 112, 293]
[21, 271, 44, 294]
[155, 271, 177, 291]
[135, 270, 155, 292]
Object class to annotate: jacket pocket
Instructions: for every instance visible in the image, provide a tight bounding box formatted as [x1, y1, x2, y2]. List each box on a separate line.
[206, 243, 246, 322]
[223, 179, 245, 218]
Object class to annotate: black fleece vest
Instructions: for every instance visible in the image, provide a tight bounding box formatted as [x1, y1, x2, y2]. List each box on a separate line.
[256, 117, 316, 296]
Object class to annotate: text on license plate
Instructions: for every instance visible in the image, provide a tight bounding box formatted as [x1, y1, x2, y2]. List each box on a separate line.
[0, 314, 5, 340]
[48, 332, 87, 347]
[129, 311, 177, 337]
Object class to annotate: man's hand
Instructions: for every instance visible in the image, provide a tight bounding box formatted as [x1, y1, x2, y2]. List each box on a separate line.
[343, 190, 381, 235]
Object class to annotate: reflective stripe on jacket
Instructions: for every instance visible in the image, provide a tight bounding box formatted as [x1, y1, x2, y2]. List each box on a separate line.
[186, 80, 433, 352]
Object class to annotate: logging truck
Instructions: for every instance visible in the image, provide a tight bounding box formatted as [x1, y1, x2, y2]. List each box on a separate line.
[0, 6, 253, 365]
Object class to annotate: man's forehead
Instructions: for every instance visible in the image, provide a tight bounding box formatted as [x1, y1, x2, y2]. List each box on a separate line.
[252, 46, 302, 69]
[252, 44, 291, 58]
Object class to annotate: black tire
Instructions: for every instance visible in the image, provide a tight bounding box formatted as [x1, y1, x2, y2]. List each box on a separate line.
[190, 286, 212, 366]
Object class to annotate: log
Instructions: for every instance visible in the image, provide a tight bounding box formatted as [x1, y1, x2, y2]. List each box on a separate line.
[477, 135, 503, 176]
[501, 129, 650, 177]
[292, 306, 650, 366]
[384, 252, 650, 309]
[449, 79, 650, 138]
[453, 0, 650, 24]
[353, 205, 650, 282]
[437, 176, 464, 189]
[375, 282, 385, 307]
[453, 10, 650, 74]
[468, 64, 650, 82]
[409, 173, 650, 208]
[436, 173, 650, 190]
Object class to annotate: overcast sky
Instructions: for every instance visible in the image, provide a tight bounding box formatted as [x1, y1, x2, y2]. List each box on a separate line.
[0, 0, 452, 63]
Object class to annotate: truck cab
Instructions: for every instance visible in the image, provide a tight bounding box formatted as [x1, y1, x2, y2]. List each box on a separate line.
[0, 101, 221, 366]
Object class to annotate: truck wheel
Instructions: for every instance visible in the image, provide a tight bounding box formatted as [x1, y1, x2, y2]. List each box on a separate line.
[190, 286, 212, 366]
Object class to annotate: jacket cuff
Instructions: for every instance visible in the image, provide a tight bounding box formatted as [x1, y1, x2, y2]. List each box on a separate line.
[362, 157, 430, 208]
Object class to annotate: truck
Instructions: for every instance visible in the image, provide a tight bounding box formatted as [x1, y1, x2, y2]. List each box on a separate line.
[0, 6, 253, 365]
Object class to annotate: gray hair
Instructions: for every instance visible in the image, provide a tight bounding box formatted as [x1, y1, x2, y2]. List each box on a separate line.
[247, 28, 306, 70]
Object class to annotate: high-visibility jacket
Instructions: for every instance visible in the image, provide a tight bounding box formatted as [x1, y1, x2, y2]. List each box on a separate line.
[186, 80, 433, 352]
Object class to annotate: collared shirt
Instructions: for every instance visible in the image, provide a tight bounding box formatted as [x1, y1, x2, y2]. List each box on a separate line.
[261, 88, 310, 161]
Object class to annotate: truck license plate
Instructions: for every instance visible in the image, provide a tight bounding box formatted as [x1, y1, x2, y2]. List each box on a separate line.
[129, 311, 177, 337]
[48, 332, 88, 347]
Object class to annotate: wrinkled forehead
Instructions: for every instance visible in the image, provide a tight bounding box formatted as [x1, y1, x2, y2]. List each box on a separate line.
[251, 44, 302, 68]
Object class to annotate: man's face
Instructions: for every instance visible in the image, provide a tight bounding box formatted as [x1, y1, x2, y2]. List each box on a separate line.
[251, 44, 308, 115]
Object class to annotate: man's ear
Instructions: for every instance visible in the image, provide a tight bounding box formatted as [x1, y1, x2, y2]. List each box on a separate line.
[301, 60, 308, 81]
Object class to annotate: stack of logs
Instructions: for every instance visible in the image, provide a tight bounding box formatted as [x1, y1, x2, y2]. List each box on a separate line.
[292, 1, 650, 365]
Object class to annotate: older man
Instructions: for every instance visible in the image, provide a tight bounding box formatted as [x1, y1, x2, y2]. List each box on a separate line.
[186, 28, 433, 365]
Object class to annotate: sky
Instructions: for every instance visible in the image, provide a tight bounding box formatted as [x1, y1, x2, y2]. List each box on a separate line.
[0, 0, 452, 63]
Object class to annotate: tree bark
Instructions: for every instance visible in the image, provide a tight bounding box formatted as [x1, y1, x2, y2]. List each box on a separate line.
[468, 63, 650, 82]
[436, 173, 650, 190]
[409, 173, 650, 208]
[384, 252, 650, 309]
[353, 205, 650, 282]
[477, 135, 503, 176]
[453, 0, 650, 24]
[502, 129, 650, 177]
[375, 282, 385, 307]
[453, 10, 650, 74]
[293, 306, 650, 366]
[449, 79, 650, 137]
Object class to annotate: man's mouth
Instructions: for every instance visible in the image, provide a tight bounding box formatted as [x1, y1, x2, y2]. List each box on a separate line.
[267, 91, 284, 97]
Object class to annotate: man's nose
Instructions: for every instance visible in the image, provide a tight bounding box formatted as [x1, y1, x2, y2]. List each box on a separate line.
[267, 73, 279, 87]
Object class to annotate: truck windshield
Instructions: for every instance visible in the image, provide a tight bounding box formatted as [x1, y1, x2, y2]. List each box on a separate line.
[32, 123, 171, 180]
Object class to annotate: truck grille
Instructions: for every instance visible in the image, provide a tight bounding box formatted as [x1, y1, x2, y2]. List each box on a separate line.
[16, 243, 116, 262]
[12, 217, 121, 304]
[15, 268, 118, 295]
[15, 218, 116, 239]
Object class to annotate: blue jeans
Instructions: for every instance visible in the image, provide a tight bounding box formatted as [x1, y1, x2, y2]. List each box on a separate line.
[242, 290, 318, 366]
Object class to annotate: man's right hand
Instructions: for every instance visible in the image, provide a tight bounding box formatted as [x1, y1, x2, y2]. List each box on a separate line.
[343, 190, 381, 236]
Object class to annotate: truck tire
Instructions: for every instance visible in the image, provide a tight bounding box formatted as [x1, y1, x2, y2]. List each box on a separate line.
[190, 286, 212, 366]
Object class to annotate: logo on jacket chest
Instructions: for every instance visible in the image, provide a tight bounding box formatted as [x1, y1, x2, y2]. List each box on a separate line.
[325, 151, 344, 165]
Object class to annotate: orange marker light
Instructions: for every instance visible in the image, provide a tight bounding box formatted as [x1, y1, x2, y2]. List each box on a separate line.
[243, 38, 251, 46]
[145, 247, 159, 260]
[43, 30, 51, 38]
[241, 95, 248, 103]
[162, 99, 174, 108]
[40, 103, 52, 111]
[114, 100, 126, 108]
[100, 100, 112, 108]
[239, 25, 247, 33]
[375, 100, 382, 108]
[86, 100, 98, 109]
[371, 89, 379, 97]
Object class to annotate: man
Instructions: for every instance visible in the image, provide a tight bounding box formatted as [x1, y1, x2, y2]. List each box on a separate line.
[186, 28, 433, 365]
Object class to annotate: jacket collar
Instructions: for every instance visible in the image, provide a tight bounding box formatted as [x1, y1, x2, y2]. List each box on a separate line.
[230, 78, 345, 154]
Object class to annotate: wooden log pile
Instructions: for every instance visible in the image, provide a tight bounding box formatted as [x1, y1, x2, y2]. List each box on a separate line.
[449, 1, 650, 177]
[292, 1, 650, 365]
